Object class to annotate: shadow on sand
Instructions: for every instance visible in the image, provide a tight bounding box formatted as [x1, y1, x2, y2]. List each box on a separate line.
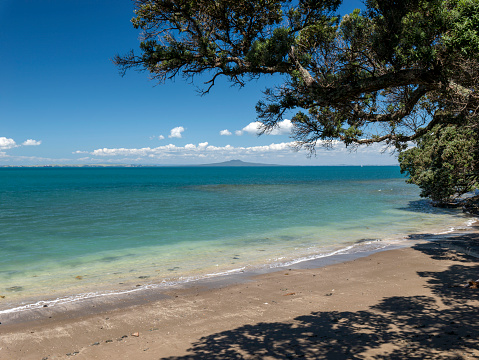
[162, 241, 478, 360]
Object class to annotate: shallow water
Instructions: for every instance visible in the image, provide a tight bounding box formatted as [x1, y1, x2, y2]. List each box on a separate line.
[0, 166, 475, 313]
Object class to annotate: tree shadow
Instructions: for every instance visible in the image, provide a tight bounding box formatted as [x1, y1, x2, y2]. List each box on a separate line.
[161, 296, 477, 359]
[161, 244, 479, 359]
[412, 241, 479, 306]
[397, 199, 463, 216]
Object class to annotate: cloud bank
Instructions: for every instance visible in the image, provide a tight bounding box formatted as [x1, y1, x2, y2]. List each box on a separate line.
[87, 142, 296, 158]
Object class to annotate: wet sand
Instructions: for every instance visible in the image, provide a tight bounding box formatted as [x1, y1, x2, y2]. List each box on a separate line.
[1, 232, 478, 359]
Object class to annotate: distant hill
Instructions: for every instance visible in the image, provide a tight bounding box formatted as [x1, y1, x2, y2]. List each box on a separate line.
[199, 159, 279, 167]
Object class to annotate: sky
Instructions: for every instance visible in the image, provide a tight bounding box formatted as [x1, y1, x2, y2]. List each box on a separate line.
[0, 0, 399, 166]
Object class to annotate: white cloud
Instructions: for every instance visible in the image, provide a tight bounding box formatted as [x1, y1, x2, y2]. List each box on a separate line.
[22, 139, 42, 146]
[169, 126, 185, 138]
[220, 129, 232, 136]
[269, 119, 293, 135]
[238, 119, 293, 136]
[158, 135, 165, 140]
[241, 121, 262, 135]
[0, 137, 17, 149]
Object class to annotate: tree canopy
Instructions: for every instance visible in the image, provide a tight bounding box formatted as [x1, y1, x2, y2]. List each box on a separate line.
[398, 124, 478, 204]
[115, 0, 479, 148]
[114, 0, 479, 202]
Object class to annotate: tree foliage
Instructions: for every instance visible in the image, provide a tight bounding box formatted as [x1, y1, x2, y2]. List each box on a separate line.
[398, 124, 479, 204]
[115, 0, 479, 152]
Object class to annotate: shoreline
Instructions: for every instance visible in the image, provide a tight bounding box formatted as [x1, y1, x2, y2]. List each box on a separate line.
[0, 239, 403, 325]
[1, 228, 478, 359]
[2, 221, 474, 321]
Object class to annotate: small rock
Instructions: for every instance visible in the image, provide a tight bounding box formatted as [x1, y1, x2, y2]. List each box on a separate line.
[138, 276, 150, 279]
[75, 276, 83, 280]
[92, 342, 100, 346]
[43, 305, 48, 308]
[105, 339, 113, 343]
[0, 295, 5, 299]
[131, 332, 139, 337]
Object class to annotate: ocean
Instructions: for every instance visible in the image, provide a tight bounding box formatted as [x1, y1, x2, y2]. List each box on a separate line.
[0, 166, 475, 314]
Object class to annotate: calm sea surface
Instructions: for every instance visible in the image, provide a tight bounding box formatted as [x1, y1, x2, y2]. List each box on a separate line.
[0, 166, 474, 312]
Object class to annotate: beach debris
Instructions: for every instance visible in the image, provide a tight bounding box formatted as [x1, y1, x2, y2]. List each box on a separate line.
[465, 279, 479, 289]
[131, 332, 140, 337]
[283, 292, 296, 296]
[91, 342, 100, 346]
[138, 275, 150, 279]
[105, 339, 113, 343]
[325, 293, 333, 296]
[75, 276, 83, 280]
[6, 286, 23, 292]
[0, 295, 5, 299]
[452, 279, 479, 289]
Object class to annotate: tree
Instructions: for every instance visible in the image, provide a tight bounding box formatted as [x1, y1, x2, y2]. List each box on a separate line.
[398, 124, 478, 204]
[115, 0, 479, 153]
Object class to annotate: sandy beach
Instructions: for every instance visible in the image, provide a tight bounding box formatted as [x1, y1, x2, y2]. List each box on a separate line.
[1, 231, 478, 360]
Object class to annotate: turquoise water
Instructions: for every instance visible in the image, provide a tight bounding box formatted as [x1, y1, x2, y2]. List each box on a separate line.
[0, 166, 474, 312]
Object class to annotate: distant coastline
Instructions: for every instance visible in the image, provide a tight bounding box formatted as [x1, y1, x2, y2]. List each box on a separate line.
[0, 160, 399, 168]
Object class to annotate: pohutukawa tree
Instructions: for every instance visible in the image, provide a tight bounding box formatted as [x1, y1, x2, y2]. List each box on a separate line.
[114, 0, 479, 202]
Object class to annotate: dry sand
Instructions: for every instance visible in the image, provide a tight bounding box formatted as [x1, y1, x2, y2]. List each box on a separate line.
[1, 233, 478, 360]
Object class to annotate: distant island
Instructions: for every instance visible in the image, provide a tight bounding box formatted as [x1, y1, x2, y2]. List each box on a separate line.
[198, 159, 279, 167]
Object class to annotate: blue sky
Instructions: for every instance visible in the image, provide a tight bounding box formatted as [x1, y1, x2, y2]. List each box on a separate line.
[0, 0, 398, 166]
